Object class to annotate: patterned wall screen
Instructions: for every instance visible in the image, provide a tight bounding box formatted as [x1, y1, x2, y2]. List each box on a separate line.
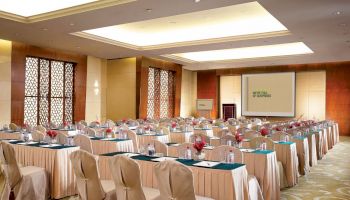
[24, 57, 75, 126]
[147, 67, 175, 119]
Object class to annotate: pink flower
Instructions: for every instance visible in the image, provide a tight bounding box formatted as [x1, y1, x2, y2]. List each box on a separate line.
[171, 122, 177, 128]
[46, 130, 57, 139]
[235, 134, 243, 143]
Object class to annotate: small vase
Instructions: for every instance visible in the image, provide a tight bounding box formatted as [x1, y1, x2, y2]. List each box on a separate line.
[194, 151, 206, 161]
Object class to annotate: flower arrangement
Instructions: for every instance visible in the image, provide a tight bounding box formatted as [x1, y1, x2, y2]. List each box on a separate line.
[274, 127, 282, 131]
[260, 128, 269, 136]
[93, 121, 100, 125]
[171, 122, 177, 129]
[193, 136, 206, 153]
[106, 128, 112, 133]
[122, 118, 127, 124]
[235, 134, 243, 143]
[63, 121, 68, 127]
[46, 130, 57, 139]
[192, 121, 198, 126]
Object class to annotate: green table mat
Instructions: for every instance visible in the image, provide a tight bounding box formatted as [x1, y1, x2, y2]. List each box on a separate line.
[278, 141, 295, 145]
[9, 140, 76, 150]
[253, 150, 274, 154]
[90, 137, 130, 142]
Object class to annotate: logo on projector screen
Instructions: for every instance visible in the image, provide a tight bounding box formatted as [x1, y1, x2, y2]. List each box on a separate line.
[252, 91, 272, 98]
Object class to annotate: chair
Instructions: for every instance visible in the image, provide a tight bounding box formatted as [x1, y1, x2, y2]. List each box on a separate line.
[151, 140, 168, 156]
[31, 130, 45, 142]
[9, 123, 18, 131]
[89, 121, 100, 128]
[70, 150, 116, 200]
[57, 132, 68, 145]
[220, 134, 236, 146]
[250, 137, 288, 189]
[108, 155, 159, 200]
[209, 145, 263, 200]
[243, 130, 259, 140]
[79, 120, 88, 126]
[85, 127, 97, 137]
[177, 142, 196, 158]
[74, 134, 94, 154]
[126, 130, 139, 153]
[105, 120, 115, 128]
[271, 131, 289, 141]
[0, 141, 49, 200]
[35, 125, 46, 133]
[190, 133, 210, 144]
[216, 129, 231, 138]
[154, 160, 213, 200]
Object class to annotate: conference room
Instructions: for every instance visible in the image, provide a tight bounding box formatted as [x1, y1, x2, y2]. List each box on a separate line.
[0, 0, 349, 199]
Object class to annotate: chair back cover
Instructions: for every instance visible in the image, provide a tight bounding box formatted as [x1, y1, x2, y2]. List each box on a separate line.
[151, 140, 168, 156]
[0, 141, 22, 190]
[31, 130, 45, 142]
[70, 150, 105, 200]
[220, 134, 236, 145]
[154, 160, 196, 200]
[271, 131, 288, 141]
[216, 129, 230, 138]
[9, 123, 18, 131]
[210, 145, 243, 163]
[177, 142, 196, 158]
[108, 155, 146, 200]
[74, 134, 94, 154]
[85, 127, 97, 137]
[79, 120, 88, 126]
[243, 130, 259, 139]
[57, 132, 68, 145]
[250, 137, 275, 150]
[190, 133, 210, 144]
[126, 130, 139, 153]
[35, 125, 46, 133]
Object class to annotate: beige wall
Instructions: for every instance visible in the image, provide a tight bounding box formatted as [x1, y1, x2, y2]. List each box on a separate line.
[219, 71, 326, 120]
[220, 76, 241, 118]
[180, 69, 197, 117]
[85, 56, 107, 123]
[0, 39, 11, 125]
[296, 71, 326, 120]
[106, 58, 136, 120]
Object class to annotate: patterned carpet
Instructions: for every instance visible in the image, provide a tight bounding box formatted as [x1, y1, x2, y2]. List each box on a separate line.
[47, 136, 350, 199]
[281, 136, 350, 200]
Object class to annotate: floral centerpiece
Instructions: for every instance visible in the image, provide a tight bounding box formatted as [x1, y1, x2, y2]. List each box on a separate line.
[46, 130, 58, 145]
[260, 128, 269, 137]
[63, 121, 69, 129]
[235, 133, 243, 148]
[193, 136, 206, 160]
[171, 122, 177, 131]
[106, 128, 113, 138]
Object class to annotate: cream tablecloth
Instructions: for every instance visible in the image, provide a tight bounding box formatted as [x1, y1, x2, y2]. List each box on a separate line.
[0, 130, 23, 140]
[313, 130, 324, 160]
[12, 143, 79, 199]
[91, 138, 134, 155]
[275, 142, 299, 187]
[137, 134, 170, 148]
[194, 128, 214, 137]
[98, 154, 249, 200]
[306, 133, 317, 166]
[291, 136, 310, 175]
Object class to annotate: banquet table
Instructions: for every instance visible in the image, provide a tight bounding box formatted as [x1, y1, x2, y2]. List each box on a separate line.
[305, 133, 318, 166]
[312, 130, 324, 160]
[291, 136, 310, 175]
[90, 137, 134, 154]
[8, 140, 79, 199]
[137, 134, 170, 148]
[54, 128, 77, 136]
[321, 127, 329, 155]
[98, 152, 249, 200]
[167, 146, 280, 200]
[169, 130, 193, 143]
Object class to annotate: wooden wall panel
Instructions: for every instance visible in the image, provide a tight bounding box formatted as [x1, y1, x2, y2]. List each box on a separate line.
[197, 70, 218, 119]
[136, 56, 182, 119]
[11, 42, 87, 125]
[212, 61, 350, 136]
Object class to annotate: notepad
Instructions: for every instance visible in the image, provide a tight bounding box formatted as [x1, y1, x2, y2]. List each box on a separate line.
[40, 144, 61, 148]
[121, 153, 139, 157]
[17, 142, 38, 145]
[240, 148, 255, 153]
[193, 161, 219, 168]
[151, 157, 177, 162]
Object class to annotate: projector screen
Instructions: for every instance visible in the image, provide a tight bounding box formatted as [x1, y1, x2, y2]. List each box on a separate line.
[242, 72, 295, 117]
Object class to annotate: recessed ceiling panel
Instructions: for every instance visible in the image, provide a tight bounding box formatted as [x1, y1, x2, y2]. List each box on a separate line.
[0, 0, 97, 17]
[165, 42, 313, 62]
[80, 1, 288, 49]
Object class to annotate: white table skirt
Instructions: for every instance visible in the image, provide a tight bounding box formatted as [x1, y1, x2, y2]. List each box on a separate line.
[91, 139, 134, 155]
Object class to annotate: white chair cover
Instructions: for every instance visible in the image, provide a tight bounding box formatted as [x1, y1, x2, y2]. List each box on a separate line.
[243, 130, 259, 139]
[177, 142, 196, 158]
[209, 145, 243, 163]
[151, 140, 168, 156]
[126, 130, 139, 153]
[0, 141, 49, 200]
[9, 123, 18, 131]
[250, 137, 275, 150]
[35, 125, 46, 133]
[108, 155, 159, 200]
[70, 150, 116, 200]
[190, 133, 210, 144]
[57, 132, 68, 145]
[271, 131, 288, 141]
[31, 130, 44, 142]
[73, 134, 94, 154]
[154, 160, 213, 200]
[220, 134, 236, 145]
[85, 127, 97, 137]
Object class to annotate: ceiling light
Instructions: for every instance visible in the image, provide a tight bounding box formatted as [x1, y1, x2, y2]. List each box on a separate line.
[195, 0, 201, 2]
[334, 11, 342, 15]
[146, 8, 152, 12]
[79, 1, 288, 49]
[165, 42, 313, 62]
[70, 23, 75, 26]
[0, 0, 97, 17]
[42, 28, 48, 31]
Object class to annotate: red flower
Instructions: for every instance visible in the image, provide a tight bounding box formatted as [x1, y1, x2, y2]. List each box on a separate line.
[46, 130, 57, 139]
[171, 122, 177, 128]
[122, 118, 127, 123]
[63, 121, 68, 126]
[106, 128, 112, 133]
[260, 128, 269, 136]
[192, 121, 198, 126]
[235, 134, 243, 143]
[94, 121, 100, 125]
[193, 140, 206, 152]
[294, 122, 301, 127]
[275, 127, 282, 131]
[288, 125, 294, 129]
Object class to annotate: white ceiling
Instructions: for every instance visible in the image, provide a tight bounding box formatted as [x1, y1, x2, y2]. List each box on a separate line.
[0, 0, 349, 70]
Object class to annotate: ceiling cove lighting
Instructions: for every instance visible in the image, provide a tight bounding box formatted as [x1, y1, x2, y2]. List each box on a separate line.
[77, 1, 289, 49]
[164, 42, 313, 62]
[0, 0, 97, 17]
